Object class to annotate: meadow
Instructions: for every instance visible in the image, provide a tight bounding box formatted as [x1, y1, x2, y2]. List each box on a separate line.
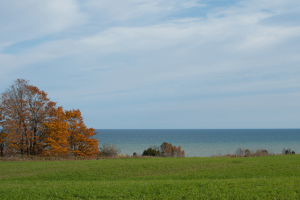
[0, 155, 300, 199]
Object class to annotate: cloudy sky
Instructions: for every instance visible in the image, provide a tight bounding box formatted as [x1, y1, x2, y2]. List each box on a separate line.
[0, 0, 299, 129]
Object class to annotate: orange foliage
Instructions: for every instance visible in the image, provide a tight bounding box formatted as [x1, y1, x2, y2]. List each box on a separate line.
[160, 142, 173, 157]
[26, 84, 57, 155]
[160, 142, 185, 157]
[0, 79, 99, 157]
[181, 150, 185, 157]
[42, 107, 70, 156]
[0, 79, 32, 155]
[65, 109, 99, 157]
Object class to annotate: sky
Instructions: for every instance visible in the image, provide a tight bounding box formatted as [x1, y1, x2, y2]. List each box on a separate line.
[0, 0, 299, 129]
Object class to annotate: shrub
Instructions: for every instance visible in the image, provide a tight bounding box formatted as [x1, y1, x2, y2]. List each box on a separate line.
[100, 144, 121, 157]
[235, 148, 245, 156]
[262, 149, 268, 154]
[256, 149, 268, 156]
[245, 149, 251, 156]
[283, 149, 295, 155]
[214, 148, 273, 157]
[142, 148, 160, 156]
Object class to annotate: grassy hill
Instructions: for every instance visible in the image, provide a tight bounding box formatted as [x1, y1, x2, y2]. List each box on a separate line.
[1, 155, 300, 199]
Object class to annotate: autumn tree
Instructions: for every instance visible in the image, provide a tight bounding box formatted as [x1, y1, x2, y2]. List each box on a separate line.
[160, 142, 173, 157]
[0, 79, 31, 156]
[41, 107, 70, 156]
[41, 108, 99, 157]
[0, 79, 56, 156]
[25, 85, 57, 155]
[65, 109, 99, 157]
[0, 79, 99, 157]
[177, 146, 185, 157]
[160, 142, 185, 157]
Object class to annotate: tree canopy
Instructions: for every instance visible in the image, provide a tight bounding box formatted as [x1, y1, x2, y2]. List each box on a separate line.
[0, 79, 99, 157]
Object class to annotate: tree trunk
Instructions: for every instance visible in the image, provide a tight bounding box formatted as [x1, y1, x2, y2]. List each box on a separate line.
[0, 144, 3, 157]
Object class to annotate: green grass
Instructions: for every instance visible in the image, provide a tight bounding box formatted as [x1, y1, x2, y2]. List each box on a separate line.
[1, 155, 300, 199]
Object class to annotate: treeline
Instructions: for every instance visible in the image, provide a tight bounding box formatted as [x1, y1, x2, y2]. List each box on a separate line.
[0, 79, 99, 157]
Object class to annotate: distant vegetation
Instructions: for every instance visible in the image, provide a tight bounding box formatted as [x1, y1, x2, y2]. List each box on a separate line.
[142, 142, 185, 157]
[100, 144, 121, 157]
[142, 147, 160, 156]
[212, 147, 296, 157]
[283, 148, 295, 154]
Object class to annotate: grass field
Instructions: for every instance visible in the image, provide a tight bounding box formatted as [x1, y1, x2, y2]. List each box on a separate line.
[1, 155, 300, 199]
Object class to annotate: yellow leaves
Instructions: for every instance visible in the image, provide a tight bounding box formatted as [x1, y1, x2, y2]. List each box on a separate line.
[40, 107, 99, 157]
[0, 79, 99, 158]
[65, 109, 99, 157]
[42, 107, 70, 157]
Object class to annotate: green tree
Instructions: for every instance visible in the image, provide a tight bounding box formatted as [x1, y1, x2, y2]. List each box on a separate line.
[142, 148, 160, 156]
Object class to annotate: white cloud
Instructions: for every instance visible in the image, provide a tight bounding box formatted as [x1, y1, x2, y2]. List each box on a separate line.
[2, 0, 300, 85]
[0, 0, 87, 48]
[84, 0, 203, 22]
[0, 0, 299, 128]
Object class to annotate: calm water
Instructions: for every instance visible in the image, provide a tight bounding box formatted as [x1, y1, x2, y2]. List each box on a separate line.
[95, 129, 300, 157]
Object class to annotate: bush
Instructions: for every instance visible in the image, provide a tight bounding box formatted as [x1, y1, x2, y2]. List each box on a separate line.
[245, 149, 251, 156]
[262, 149, 268, 154]
[256, 149, 268, 156]
[142, 148, 160, 156]
[233, 148, 273, 157]
[235, 148, 245, 156]
[100, 144, 121, 157]
[283, 149, 295, 155]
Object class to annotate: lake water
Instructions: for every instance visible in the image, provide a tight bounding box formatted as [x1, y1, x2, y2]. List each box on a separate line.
[95, 129, 300, 157]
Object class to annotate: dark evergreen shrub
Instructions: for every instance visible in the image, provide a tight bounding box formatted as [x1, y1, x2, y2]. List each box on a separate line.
[261, 150, 268, 154]
[283, 149, 295, 155]
[142, 148, 160, 156]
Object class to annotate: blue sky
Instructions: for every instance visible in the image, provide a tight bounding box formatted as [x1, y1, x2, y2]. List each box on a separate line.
[0, 0, 299, 129]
